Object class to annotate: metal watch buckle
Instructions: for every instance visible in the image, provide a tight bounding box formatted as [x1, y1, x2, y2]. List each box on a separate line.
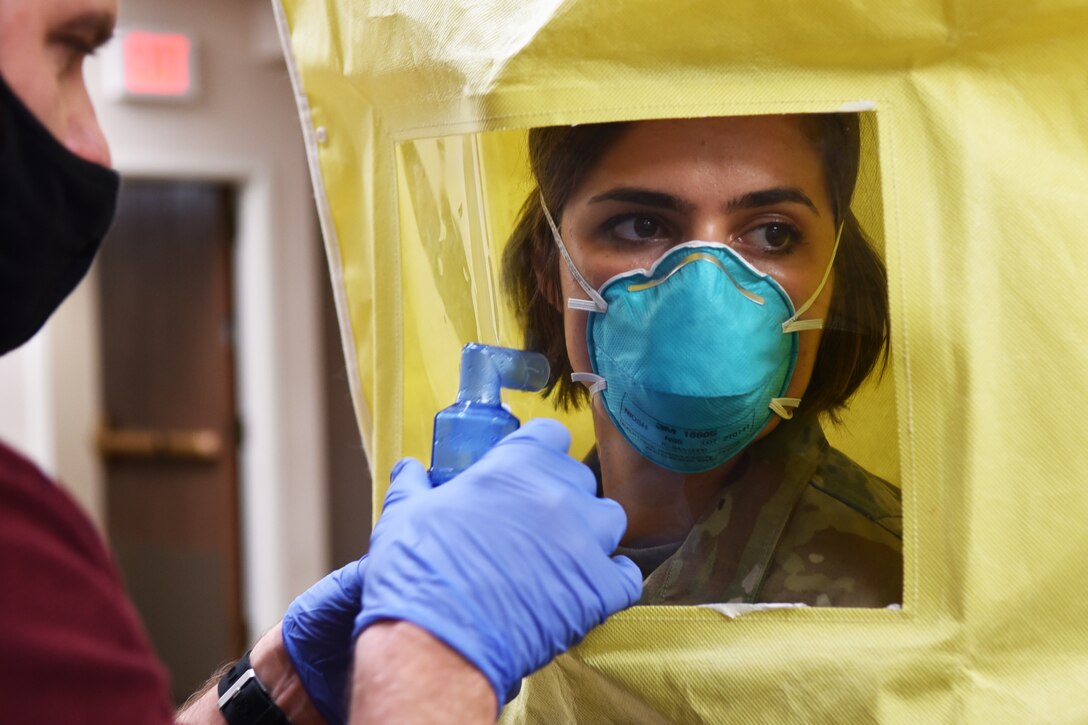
[218, 668, 258, 708]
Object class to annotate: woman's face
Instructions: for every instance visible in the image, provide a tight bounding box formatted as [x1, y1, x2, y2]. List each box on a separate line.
[556, 115, 838, 432]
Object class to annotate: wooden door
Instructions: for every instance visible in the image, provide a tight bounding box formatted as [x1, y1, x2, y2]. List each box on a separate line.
[97, 180, 242, 704]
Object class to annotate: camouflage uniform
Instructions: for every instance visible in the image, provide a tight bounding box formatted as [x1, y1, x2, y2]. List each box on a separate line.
[608, 415, 902, 607]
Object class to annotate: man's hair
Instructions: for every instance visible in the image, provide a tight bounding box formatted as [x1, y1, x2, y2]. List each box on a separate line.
[501, 114, 889, 420]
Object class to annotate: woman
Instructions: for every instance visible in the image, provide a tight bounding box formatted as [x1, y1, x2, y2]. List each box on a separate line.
[503, 113, 901, 607]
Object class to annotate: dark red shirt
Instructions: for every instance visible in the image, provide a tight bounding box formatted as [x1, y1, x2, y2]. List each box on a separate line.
[0, 440, 174, 724]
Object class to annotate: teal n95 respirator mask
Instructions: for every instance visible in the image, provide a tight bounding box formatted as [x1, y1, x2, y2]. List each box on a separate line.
[541, 199, 840, 474]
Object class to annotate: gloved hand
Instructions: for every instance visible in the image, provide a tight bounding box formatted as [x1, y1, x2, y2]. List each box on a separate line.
[354, 418, 642, 705]
[282, 556, 367, 725]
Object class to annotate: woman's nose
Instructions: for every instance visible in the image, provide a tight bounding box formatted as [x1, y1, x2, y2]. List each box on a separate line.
[692, 215, 729, 244]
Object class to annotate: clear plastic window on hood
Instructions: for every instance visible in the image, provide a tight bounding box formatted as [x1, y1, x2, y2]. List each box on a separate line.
[395, 111, 902, 608]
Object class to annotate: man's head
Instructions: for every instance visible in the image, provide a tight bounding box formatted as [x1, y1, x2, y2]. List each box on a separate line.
[0, 0, 119, 356]
[0, 0, 116, 166]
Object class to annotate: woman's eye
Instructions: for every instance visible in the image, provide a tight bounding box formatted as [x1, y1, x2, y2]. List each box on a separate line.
[737, 222, 802, 253]
[609, 215, 670, 243]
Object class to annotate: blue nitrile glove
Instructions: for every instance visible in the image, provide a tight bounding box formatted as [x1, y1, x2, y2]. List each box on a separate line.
[282, 556, 367, 725]
[354, 418, 642, 706]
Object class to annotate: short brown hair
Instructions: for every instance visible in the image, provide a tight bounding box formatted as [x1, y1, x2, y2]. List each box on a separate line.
[501, 115, 889, 419]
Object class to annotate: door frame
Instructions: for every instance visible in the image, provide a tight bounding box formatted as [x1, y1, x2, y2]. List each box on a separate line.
[44, 160, 331, 636]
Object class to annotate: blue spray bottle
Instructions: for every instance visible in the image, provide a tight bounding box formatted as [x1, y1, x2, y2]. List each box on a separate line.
[429, 343, 551, 484]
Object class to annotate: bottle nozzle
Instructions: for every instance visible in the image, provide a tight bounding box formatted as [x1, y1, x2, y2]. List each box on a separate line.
[456, 343, 550, 405]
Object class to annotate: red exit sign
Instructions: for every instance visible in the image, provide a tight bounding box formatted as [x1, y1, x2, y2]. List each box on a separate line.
[103, 28, 199, 101]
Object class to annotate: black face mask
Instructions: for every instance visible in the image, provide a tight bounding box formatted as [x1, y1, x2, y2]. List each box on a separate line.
[0, 71, 119, 355]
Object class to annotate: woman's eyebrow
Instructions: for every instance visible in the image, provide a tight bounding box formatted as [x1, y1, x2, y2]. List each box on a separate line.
[725, 187, 820, 215]
[587, 187, 695, 213]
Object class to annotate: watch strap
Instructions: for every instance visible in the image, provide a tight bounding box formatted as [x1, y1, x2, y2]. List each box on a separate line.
[217, 650, 292, 725]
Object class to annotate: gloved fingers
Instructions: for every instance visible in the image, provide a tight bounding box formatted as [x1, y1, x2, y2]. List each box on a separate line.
[281, 559, 369, 725]
[603, 554, 644, 611]
[579, 496, 629, 553]
[382, 457, 431, 510]
[477, 419, 601, 496]
[493, 417, 571, 454]
[565, 457, 600, 496]
[329, 554, 368, 603]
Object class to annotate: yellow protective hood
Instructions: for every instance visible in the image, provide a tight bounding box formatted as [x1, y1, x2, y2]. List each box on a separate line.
[274, 0, 1088, 720]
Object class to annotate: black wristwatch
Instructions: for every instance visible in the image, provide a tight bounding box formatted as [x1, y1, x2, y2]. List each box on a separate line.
[217, 650, 293, 725]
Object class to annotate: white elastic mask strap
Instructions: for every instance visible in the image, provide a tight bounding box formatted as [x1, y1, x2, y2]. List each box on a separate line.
[782, 222, 843, 334]
[571, 372, 607, 396]
[540, 194, 608, 313]
[769, 397, 801, 420]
